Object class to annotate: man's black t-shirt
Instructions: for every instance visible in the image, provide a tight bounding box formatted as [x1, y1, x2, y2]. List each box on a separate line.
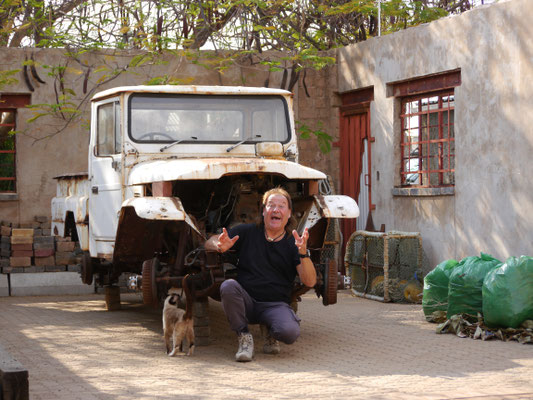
[227, 224, 300, 304]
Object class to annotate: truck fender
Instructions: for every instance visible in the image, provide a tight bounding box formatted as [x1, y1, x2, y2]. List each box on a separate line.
[297, 195, 359, 233]
[112, 197, 205, 267]
[120, 197, 204, 238]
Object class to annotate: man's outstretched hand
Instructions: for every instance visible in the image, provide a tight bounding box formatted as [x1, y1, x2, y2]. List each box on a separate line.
[216, 227, 239, 253]
[292, 228, 309, 255]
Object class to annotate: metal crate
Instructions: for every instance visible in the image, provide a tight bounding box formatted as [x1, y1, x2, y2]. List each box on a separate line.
[344, 230, 423, 302]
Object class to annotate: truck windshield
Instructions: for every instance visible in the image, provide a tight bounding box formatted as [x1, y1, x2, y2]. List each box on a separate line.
[129, 94, 290, 144]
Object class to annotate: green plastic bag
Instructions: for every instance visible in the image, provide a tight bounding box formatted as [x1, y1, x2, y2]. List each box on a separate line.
[422, 259, 459, 322]
[447, 253, 502, 318]
[482, 256, 533, 328]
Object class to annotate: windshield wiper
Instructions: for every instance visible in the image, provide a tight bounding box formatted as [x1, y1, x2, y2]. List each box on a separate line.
[160, 136, 197, 152]
[226, 134, 261, 153]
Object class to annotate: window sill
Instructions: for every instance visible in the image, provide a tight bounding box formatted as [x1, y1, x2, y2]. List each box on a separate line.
[0, 193, 19, 201]
[392, 187, 454, 197]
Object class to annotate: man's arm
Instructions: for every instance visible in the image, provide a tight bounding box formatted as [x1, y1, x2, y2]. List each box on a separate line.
[292, 228, 317, 287]
[296, 258, 317, 288]
[205, 227, 239, 253]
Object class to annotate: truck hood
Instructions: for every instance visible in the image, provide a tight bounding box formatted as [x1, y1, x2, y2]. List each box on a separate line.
[128, 158, 326, 185]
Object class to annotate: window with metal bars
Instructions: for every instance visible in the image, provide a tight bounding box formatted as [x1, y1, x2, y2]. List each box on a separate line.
[0, 109, 16, 192]
[400, 90, 455, 187]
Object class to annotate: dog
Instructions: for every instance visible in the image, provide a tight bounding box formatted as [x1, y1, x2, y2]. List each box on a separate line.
[162, 287, 195, 356]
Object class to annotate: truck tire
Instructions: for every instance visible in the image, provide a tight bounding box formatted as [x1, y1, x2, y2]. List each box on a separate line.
[322, 259, 338, 306]
[142, 258, 159, 308]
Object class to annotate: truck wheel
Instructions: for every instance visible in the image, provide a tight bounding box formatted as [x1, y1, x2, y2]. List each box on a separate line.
[322, 259, 338, 306]
[81, 251, 93, 285]
[142, 258, 159, 308]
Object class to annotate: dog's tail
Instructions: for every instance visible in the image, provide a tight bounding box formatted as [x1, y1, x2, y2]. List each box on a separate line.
[182, 274, 194, 321]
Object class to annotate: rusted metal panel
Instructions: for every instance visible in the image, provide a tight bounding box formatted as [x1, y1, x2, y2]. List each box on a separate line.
[121, 197, 204, 238]
[314, 195, 360, 219]
[297, 201, 322, 233]
[128, 158, 326, 185]
[296, 195, 359, 234]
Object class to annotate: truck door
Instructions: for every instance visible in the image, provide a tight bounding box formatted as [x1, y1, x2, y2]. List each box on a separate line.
[89, 98, 122, 258]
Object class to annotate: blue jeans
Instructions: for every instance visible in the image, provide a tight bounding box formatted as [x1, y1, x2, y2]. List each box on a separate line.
[220, 279, 301, 344]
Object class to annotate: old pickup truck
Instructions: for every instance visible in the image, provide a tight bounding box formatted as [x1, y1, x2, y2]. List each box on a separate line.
[51, 85, 359, 309]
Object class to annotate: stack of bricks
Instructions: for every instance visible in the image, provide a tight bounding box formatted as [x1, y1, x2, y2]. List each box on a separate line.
[10, 228, 34, 268]
[0, 217, 81, 273]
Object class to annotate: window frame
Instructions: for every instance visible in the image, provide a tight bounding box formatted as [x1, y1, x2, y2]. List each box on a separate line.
[0, 108, 17, 193]
[399, 90, 455, 188]
[96, 101, 121, 156]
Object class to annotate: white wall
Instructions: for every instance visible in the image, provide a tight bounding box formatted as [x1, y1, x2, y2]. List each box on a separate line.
[337, 0, 533, 267]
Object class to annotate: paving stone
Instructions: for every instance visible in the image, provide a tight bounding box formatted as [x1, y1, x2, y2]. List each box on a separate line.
[56, 241, 75, 252]
[33, 236, 55, 245]
[0, 292, 532, 400]
[34, 248, 55, 258]
[67, 265, 81, 273]
[10, 237, 33, 245]
[34, 256, 56, 267]
[55, 252, 77, 265]
[11, 250, 33, 257]
[11, 243, 32, 251]
[9, 257, 31, 267]
[45, 266, 67, 272]
[24, 266, 45, 273]
[33, 242, 55, 250]
[12, 229, 34, 237]
[194, 326, 210, 337]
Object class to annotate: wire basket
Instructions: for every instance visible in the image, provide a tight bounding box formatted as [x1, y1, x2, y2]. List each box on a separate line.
[344, 230, 423, 302]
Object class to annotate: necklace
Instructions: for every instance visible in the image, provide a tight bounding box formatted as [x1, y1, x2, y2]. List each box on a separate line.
[265, 230, 285, 242]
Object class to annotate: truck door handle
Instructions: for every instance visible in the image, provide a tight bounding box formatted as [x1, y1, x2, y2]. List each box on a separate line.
[92, 186, 98, 194]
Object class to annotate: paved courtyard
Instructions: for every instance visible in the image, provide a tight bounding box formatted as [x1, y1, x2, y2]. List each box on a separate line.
[0, 290, 532, 400]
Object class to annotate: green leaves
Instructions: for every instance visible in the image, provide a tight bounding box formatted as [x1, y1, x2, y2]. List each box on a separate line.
[0, 69, 20, 90]
[297, 121, 333, 154]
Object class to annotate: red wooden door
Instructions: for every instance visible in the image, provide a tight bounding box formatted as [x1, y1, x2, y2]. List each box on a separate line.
[340, 109, 370, 254]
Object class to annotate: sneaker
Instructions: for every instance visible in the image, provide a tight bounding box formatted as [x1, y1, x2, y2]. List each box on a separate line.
[235, 332, 254, 362]
[260, 324, 280, 355]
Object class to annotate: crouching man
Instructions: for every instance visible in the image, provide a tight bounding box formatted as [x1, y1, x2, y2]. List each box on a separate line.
[205, 188, 317, 362]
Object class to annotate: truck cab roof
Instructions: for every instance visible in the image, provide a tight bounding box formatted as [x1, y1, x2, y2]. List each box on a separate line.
[92, 85, 293, 102]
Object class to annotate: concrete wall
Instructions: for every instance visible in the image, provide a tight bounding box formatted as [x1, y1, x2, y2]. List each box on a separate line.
[0, 48, 301, 224]
[337, 0, 533, 266]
